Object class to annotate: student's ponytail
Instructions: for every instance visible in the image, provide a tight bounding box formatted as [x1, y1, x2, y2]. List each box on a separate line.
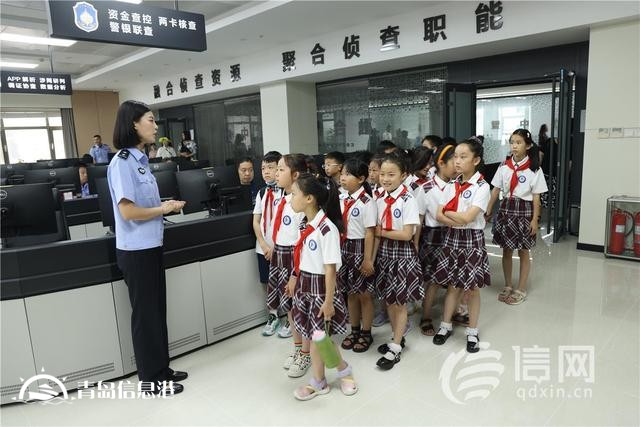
[296, 173, 344, 234]
[342, 157, 372, 196]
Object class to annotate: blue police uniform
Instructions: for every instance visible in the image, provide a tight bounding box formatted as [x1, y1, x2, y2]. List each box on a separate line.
[90, 143, 111, 164]
[108, 147, 170, 386]
[80, 182, 90, 197]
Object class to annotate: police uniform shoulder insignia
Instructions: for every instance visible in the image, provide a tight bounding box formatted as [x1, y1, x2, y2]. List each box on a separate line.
[118, 149, 130, 160]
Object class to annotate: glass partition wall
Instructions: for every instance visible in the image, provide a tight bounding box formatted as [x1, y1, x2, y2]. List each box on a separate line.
[317, 67, 447, 153]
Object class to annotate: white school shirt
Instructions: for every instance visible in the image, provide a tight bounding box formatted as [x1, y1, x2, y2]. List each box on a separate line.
[426, 166, 437, 180]
[440, 172, 490, 230]
[376, 185, 421, 234]
[340, 186, 377, 239]
[403, 174, 424, 200]
[416, 174, 449, 227]
[253, 184, 283, 254]
[298, 209, 343, 275]
[372, 183, 385, 200]
[491, 156, 548, 201]
[273, 193, 304, 246]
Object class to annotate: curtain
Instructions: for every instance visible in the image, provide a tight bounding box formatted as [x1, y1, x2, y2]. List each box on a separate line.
[61, 108, 79, 158]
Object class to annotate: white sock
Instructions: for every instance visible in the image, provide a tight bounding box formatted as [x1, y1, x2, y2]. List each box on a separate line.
[385, 342, 402, 360]
[439, 321, 453, 332]
[466, 327, 479, 342]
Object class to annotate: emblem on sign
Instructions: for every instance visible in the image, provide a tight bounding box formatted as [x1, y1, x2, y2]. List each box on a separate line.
[73, 2, 99, 33]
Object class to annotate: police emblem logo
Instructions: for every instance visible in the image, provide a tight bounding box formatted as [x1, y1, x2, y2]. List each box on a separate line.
[393, 208, 401, 218]
[308, 239, 318, 251]
[73, 2, 99, 33]
[463, 189, 472, 199]
[0, 190, 7, 200]
[282, 215, 291, 225]
[138, 167, 146, 174]
[518, 175, 526, 183]
[351, 207, 360, 217]
[49, 170, 57, 177]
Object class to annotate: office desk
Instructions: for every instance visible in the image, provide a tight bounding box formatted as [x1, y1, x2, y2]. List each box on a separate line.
[0, 212, 265, 404]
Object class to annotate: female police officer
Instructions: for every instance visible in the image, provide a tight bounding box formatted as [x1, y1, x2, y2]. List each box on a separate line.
[108, 100, 187, 395]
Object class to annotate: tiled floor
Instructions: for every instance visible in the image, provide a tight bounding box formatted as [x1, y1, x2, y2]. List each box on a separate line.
[2, 236, 639, 426]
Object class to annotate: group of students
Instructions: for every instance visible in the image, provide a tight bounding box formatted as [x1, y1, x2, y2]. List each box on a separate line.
[251, 129, 547, 401]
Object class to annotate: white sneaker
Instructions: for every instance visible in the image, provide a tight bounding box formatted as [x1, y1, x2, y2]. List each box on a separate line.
[262, 313, 280, 336]
[277, 320, 293, 338]
[284, 347, 301, 370]
[288, 353, 311, 378]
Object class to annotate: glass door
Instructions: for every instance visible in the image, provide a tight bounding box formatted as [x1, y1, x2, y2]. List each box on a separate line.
[445, 83, 476, 141]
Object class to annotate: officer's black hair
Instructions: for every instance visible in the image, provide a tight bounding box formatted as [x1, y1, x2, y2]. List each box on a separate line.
[511, 128, 541, 172]
[342, 157, 372, 196]
[93, 134, 101, 139]
[295, 173, 344, 234]
[325, 151, 345, 165]
[262, 151, 282, 164]
[113, 100, 152, 149]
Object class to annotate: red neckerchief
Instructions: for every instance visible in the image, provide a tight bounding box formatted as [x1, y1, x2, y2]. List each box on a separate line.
[293, 214, 326, 275]
[262, 186, 276, 235]
[505, 156, 530, 196]
[381, 186, 407, 230]
[271, 196, 287, 243]
[341, 197, 356, 242]
[442, 174, 483, 213]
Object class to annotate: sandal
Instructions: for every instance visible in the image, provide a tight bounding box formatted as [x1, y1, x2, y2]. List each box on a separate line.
[293, 378, 330, 401]
[505, 289, 527, 305]
[452, 313, 469, 327]
[420, 318, 436, 336]
[336, 364, 358, 396]
[352, 333, 373, 353]
[498, 286, 513, 302]
[341, 329, 360, 350]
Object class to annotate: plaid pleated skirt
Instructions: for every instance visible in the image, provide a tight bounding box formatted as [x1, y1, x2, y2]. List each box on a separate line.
[374, 238, 424, 305]
[419, 225, 448, 286]
[434, 228, 491, 290]
[267, 244, 293, 313]
[493, 197, 536, 250]
[292, 271, 348, 340]
[338, 238, 375, 295]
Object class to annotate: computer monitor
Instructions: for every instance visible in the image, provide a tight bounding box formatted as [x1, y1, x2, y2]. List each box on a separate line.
[149, 161, 178, 173]
[0, 183, 60, 248]
[23, 167, 81, 194]
[32, 158, 80, 169]
[95, 177, 115, 228]
[175, 168, 220, 215]
[86, 165, 108, 194]
[151, 170, 180, 200]
[210, 165, 241, 188]
[0, 163, 32, 179]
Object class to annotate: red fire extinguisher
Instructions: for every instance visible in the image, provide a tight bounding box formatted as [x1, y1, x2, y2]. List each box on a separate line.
[609, 209, 632, 255]
[634, 212, 640, 257]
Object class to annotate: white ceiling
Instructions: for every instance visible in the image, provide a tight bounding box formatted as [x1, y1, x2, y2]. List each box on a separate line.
[0, 0, 256, 75]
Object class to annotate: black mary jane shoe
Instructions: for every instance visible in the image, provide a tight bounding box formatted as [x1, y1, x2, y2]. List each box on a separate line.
[376, 349, 401, 371]
[466, 335, 480, 353]
[377, 337, 405, 355]
[432, 329, 452, 345]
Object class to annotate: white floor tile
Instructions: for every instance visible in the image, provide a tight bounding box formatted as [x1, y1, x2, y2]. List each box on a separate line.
[2, 236, 639, 426]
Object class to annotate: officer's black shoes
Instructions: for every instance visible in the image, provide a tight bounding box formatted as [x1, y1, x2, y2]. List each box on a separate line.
[166, 368, 188, 382]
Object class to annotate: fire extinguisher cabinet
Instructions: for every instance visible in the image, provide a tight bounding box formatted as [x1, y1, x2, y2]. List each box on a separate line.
[605, 195, 640, 261]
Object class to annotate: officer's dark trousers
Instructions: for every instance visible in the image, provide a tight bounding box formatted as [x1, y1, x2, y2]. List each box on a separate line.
[116, 247, 170, 383]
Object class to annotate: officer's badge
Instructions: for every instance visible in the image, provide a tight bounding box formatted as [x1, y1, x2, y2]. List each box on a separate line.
[73, 2, 99, 33]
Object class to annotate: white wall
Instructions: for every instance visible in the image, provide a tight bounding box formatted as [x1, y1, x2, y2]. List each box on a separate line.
[579, 19, 640, 247]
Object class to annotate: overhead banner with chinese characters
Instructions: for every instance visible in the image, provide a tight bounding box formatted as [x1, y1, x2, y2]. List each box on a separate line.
[46, 0, 206, 52]
[0, 71, 72, 95]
